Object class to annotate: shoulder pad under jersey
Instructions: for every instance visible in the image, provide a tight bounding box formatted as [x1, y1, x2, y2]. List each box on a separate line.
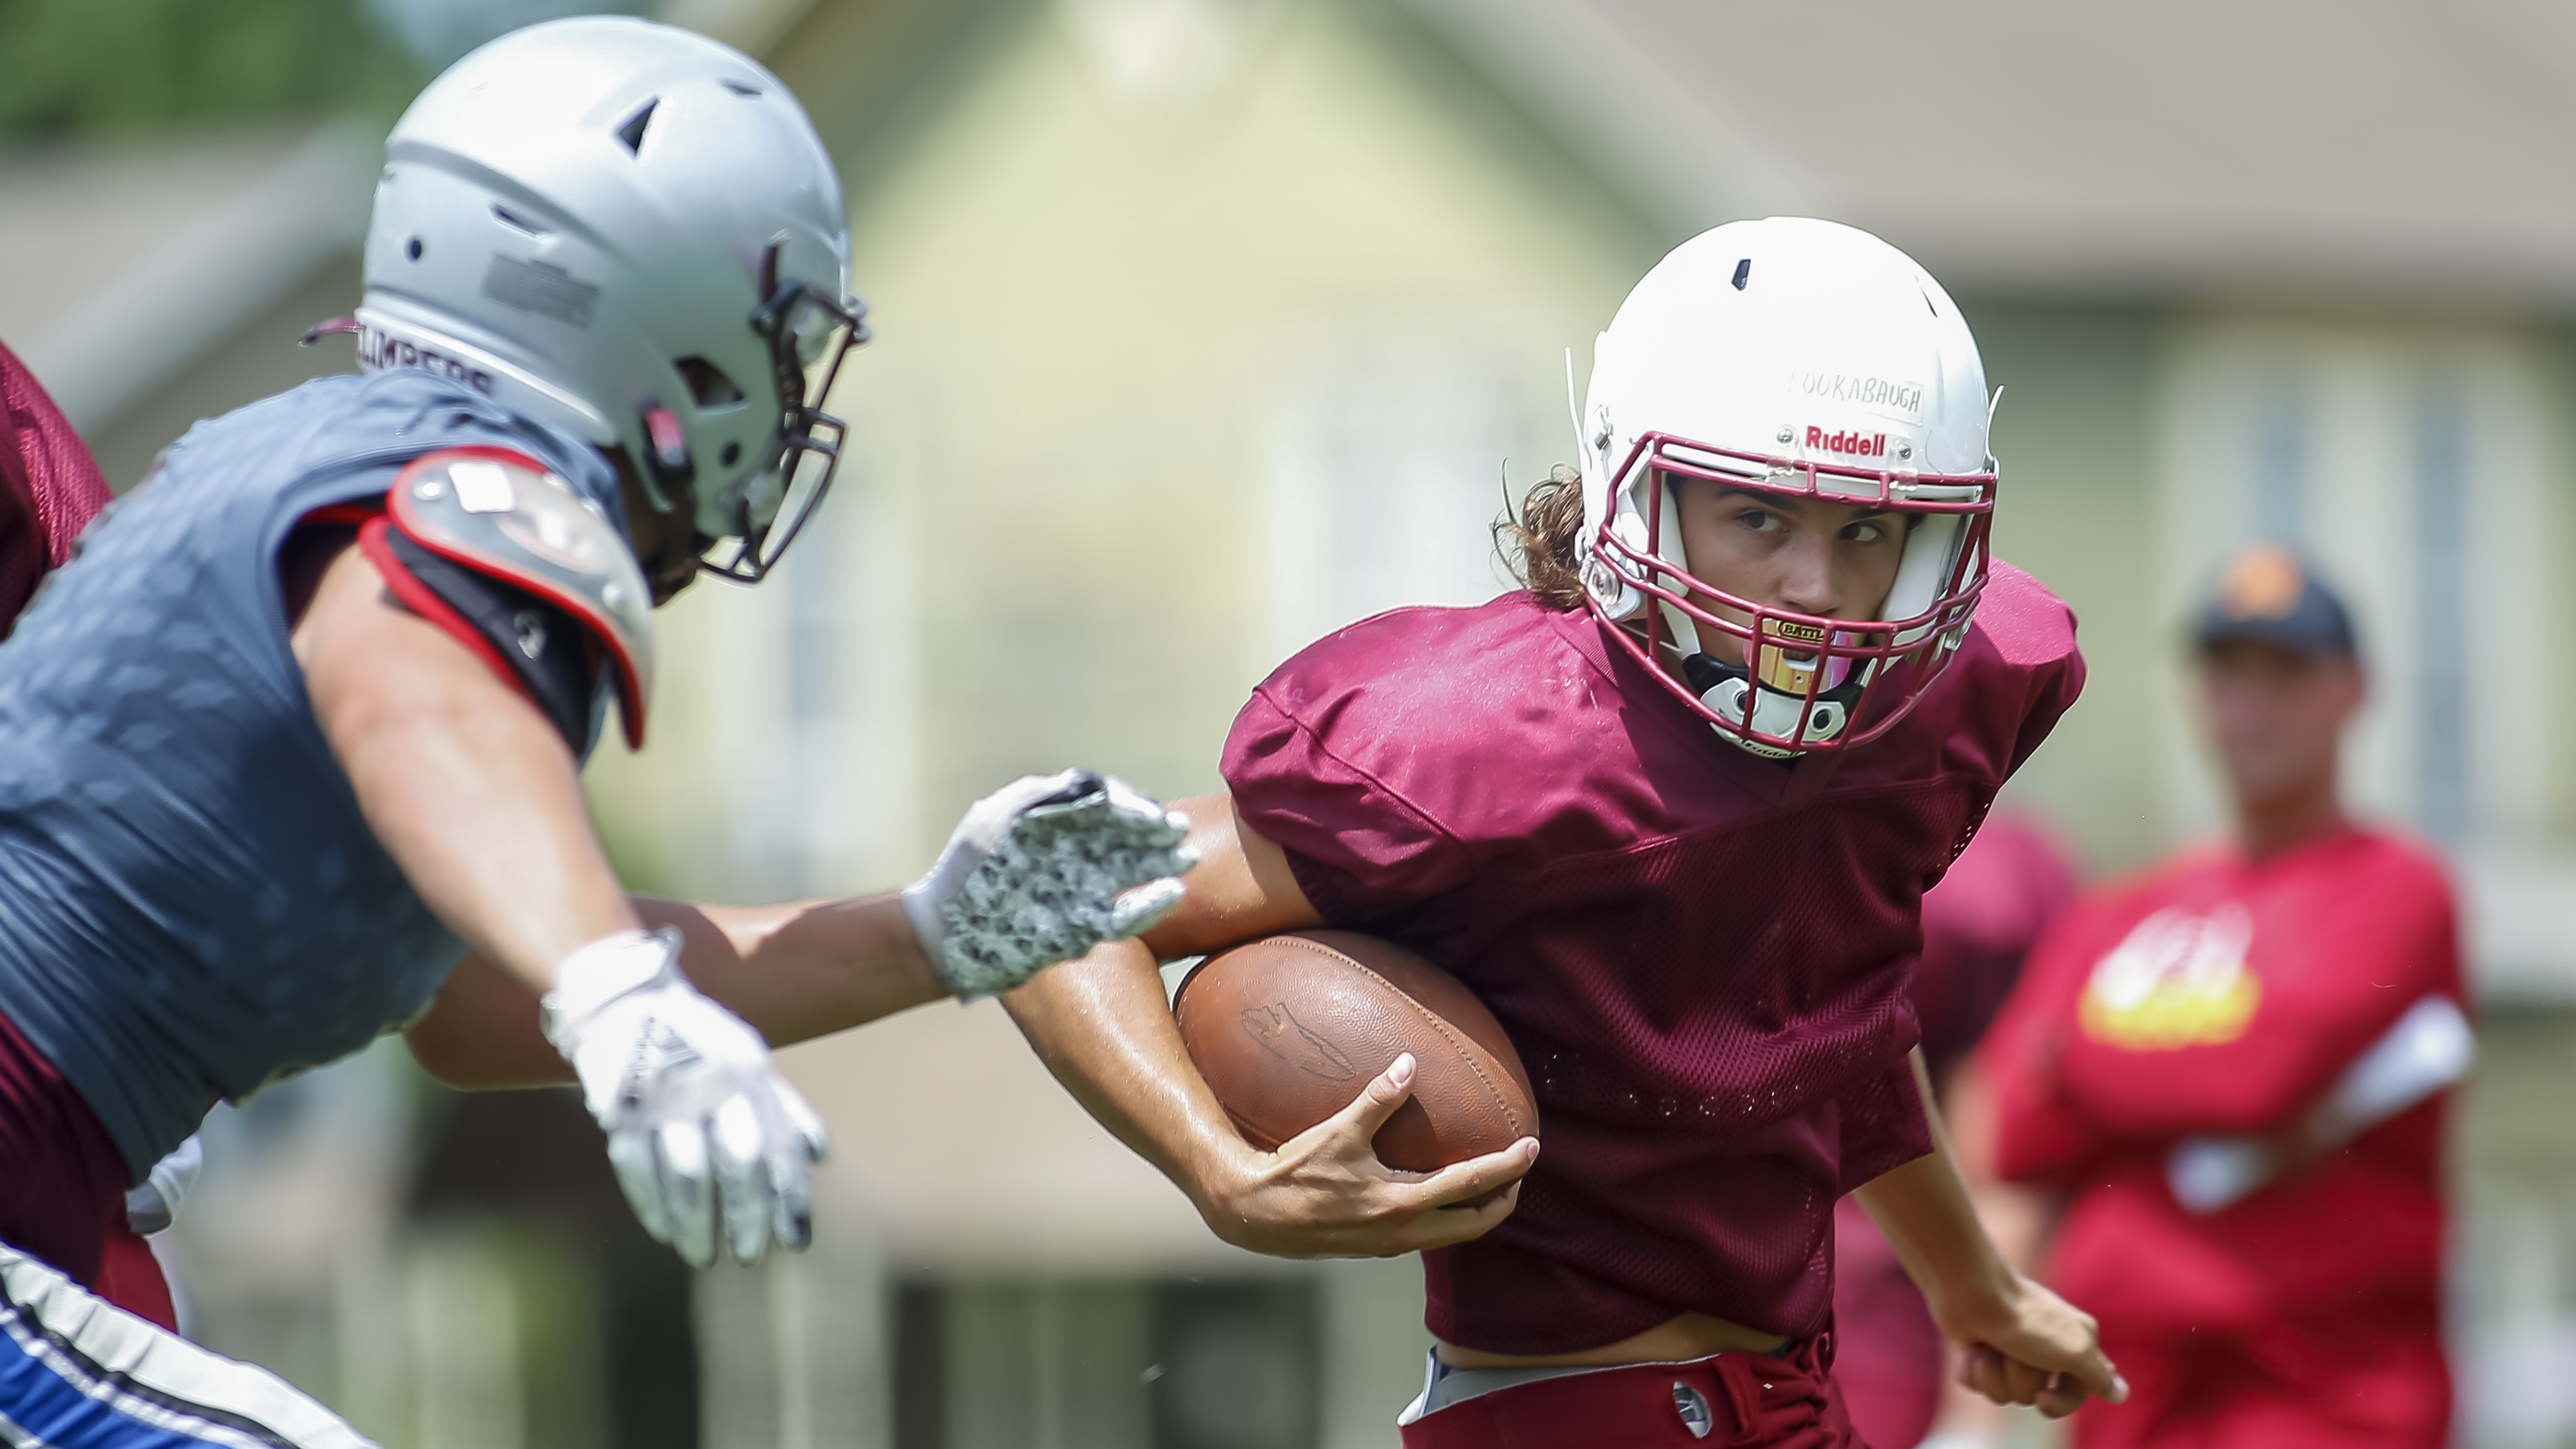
[387, 448, 655, 748]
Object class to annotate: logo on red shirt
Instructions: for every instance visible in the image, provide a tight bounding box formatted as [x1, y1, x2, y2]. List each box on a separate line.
[2078, 903, 2263, 1050]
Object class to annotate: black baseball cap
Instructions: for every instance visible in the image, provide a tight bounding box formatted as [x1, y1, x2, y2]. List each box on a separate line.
[2191, 544, 2357, 659]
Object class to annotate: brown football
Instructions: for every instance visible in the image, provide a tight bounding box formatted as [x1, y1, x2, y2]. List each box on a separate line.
[1172, 930, 1539, 1172]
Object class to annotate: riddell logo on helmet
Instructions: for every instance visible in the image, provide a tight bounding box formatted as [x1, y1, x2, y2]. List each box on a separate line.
[358, 326, 495, 396]
[1805, 425, 1889, 457]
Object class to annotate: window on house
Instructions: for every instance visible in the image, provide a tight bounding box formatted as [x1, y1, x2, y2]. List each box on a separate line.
[2158, 323, 2556, 852]
[1262, 333, 1521, 665]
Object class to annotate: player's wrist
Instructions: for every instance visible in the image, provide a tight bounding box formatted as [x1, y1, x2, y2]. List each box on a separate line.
[1181, 1126, 1269, 1217]
[1186, 1123, 1319, 1249]
[541, 927, 684, 1042]
[1924, 1258, 2028, 1341]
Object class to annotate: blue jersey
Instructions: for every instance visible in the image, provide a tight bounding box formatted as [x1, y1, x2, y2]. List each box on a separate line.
[0, 370, 625, 1179]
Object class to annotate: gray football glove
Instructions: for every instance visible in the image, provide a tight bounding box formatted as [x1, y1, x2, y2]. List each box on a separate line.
[903, 769, 1196, 1000]
[542, 927, 831, 1268]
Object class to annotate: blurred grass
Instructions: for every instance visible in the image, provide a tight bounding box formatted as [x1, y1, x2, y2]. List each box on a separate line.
[0, 0, 419, 141]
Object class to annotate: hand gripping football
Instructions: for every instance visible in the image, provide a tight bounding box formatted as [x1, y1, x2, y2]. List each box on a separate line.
[1173, 931, 1538, 1172]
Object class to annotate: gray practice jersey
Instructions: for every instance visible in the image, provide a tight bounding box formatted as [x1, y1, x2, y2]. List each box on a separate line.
[0, 370, 625, 1179]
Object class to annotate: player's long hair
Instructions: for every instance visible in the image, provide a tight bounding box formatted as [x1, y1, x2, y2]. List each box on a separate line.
[1497, 464, 1588, 610]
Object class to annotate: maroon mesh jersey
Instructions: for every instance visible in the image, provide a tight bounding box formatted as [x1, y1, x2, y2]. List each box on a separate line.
[1221, 561, 2084, 1353]
[0, 339, 112, 626]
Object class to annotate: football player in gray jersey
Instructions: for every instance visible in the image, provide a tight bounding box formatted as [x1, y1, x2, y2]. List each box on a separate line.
[0, 20, 1188, 1446]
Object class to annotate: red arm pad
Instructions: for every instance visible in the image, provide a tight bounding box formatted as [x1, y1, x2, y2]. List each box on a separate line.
[357, 514, 540, 707]
[385, 449, 652, 749]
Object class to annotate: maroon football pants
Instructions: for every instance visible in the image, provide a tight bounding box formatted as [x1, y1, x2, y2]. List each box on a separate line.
[0, 1005, 177, 1329]
[1400, 1335, 1860, 1448]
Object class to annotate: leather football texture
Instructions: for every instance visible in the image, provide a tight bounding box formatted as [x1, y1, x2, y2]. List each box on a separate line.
[1173, 930, 1539, 1172]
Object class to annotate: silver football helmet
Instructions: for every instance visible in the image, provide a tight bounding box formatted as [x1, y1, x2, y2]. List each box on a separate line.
[355, 15, 865, 584]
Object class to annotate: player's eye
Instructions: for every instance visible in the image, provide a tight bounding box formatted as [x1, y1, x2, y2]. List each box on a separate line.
[1843, 519, 1888, 543]
[1734, 508, 1781, 534]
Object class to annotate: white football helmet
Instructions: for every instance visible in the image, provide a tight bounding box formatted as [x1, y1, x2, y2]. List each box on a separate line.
[1576, 217, 1996, 758]
[353, 16, 865, 584]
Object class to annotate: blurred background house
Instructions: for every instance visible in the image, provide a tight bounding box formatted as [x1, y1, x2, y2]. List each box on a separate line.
[10, 0, 2576, 1444]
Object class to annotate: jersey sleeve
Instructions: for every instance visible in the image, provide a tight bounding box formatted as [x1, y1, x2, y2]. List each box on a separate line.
[1975, 561, 2089, 782]
[1221, 682, 1475, 922]
[1836, 1054, 1937, 1191]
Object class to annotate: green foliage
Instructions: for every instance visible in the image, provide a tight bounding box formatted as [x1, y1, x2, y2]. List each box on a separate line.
[0, 0, 420, 141]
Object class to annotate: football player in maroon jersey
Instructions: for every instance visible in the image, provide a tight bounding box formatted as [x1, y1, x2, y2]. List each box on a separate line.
[1000, 218, 2125, 1446]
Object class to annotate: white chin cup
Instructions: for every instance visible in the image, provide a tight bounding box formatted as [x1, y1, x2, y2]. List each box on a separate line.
[1698, 675, 1848, 758]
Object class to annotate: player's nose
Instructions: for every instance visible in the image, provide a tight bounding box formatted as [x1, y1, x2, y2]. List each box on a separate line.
[1773, 529, 1843, 617]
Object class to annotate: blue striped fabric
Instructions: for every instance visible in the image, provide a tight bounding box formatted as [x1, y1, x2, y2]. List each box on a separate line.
[0, 1243, 372, 1449]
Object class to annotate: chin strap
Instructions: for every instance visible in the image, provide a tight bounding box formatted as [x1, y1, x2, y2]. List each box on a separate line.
[1682, 652, 1863, 758]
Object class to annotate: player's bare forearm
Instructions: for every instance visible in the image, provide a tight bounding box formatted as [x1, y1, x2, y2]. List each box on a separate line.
[1000, 795, 1535, 1256]
[296, 540, 637, 990]
[1926, 1058, 2064, 1442]
[1856, 1052, 2125, 1416]
[1942, 1057, 2057, 1277]
[1000, 795, 1315, 1205]
[647, 892, 947, 1040]
[1002, 933, 1253, 1202]
[1856, 1054, 2015, 1326]
[407, 892, 948, 1089]
[1856, 1143, 2018, 1335]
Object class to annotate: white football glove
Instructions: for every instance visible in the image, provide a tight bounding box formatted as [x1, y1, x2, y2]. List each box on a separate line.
[903, 769, 1196, 1000]
[541, 927, 830, 1268]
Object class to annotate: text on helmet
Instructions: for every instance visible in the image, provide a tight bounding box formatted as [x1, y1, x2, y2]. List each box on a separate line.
[1797, 371, 1925, 418]
[1806, 425, 1890, 457]
[359, 325, 495, 396]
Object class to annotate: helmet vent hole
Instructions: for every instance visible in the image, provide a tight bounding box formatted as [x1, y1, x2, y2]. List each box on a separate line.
[676, 357, 746, 408]
[404, 237, 423, 261]
[1731, 258, 1750, 290]
[490, 205, 546, 238]
[720, 80, 762, 97]
[720, 441, 742, 466]
[614, 100, 659, 156]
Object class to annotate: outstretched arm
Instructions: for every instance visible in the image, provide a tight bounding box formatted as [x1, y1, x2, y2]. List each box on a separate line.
[405, 763, 1194, 1085]
[1853, 1051, 2126, 1419]
[405, 894, 947, 1089]
[1001, 792, 1539, 1258]
[296, 535, 640, 985]
[298, 537, 837, 1266]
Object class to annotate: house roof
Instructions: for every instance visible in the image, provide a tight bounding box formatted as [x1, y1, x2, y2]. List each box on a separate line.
[0, 0, 821, 436]
[1411, 0, 2576, 308]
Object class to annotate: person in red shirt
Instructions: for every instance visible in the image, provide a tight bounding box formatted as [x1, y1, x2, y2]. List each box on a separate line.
[1981, 544, 2465, 1449]
[1002, 217, 2125, 1446]
[1831, 811, 2081, 1448]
